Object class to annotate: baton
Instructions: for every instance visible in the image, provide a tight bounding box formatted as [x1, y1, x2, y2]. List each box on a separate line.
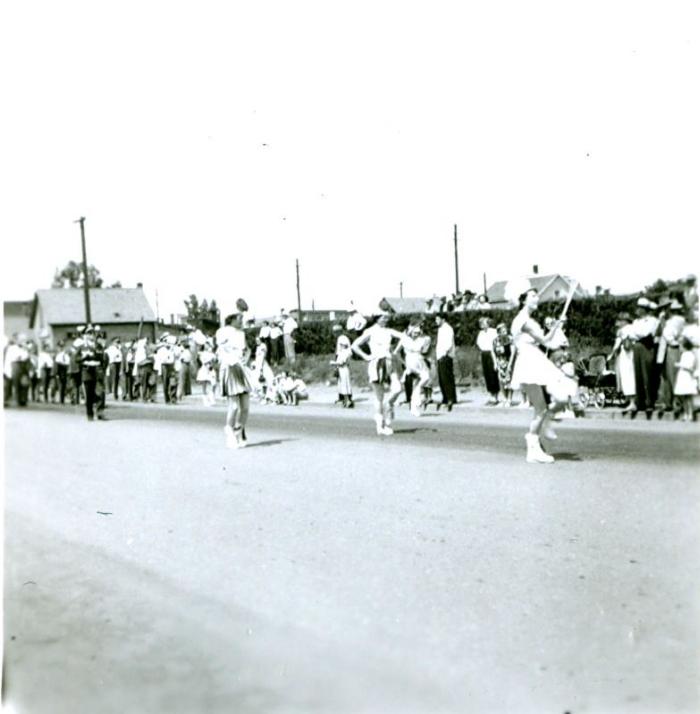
[559, 281, 578, 322]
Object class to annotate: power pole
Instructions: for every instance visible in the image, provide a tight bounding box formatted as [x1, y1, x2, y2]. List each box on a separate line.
[453, 224, 460, 294]
[483, 272, 488, 295]
[400, 281, 403, 298]
[296, 259, 301, 322]
[74, 216, 91, 324]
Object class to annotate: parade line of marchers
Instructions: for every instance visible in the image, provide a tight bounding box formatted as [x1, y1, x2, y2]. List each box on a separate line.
[6, 276, 696, 464]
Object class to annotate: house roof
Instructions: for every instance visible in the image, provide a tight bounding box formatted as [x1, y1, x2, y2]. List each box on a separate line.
[486, 275, 585, 304]
[381, 297, 429, 314]
[4, 301, 33, 317]
[31, 288, 157, 326]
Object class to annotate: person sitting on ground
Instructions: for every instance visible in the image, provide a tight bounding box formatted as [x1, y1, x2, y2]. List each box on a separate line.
[286, 372, 309, 406]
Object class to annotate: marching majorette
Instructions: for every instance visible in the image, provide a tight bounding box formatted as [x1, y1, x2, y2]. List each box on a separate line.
[76, 324, 107, 421]
[216, 299, 252, 448]
[351, 305, 404, 435]
[506, 279, 580, 463]
[196, 338, 218, 405]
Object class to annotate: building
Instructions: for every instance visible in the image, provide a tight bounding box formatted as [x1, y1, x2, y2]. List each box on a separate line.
[379, 297, 430, 314]
[486, 274, 586, 309]
[29, 288, 158, 345]
[3, 300, 33, 339]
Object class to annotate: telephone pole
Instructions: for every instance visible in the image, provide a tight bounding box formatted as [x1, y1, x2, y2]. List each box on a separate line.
[74, 216, 91, 324]
[399, 281, 403, 298]
[296, 259, 301, 321]
[453, 224, 460, 294]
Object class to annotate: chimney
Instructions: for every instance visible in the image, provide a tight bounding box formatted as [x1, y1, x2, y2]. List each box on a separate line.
[136, 282, 143, 288]
[532, 265, 539, 275]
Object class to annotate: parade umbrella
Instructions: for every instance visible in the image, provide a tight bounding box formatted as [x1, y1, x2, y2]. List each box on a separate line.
[558, 280, 579, 321]
[503, 277, 532, 307]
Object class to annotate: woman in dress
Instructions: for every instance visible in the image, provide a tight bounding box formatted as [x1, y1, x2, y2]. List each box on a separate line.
[476, 318, 500, 405]
[196, 339, 217, 405]
[508, 283, 580, 463]
[608, 312, 636, 412]
[216, 303, 252, 448]
[397, 321, 432, 417]
[492, 323, 513, 407]
[331, 325, 354, 408]
[252, 336, 275, 402]
[351, 310, 404, 435]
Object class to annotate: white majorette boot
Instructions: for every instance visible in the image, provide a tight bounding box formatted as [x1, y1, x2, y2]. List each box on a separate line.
[525, 433, 554, 463]
[381, 406, 394, 435]
[375, 415, 385, 435]
[234, 427, 247, 448]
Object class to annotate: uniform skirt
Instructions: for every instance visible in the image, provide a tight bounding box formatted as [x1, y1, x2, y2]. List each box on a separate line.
[510, 343, 577, 401]
[220, 363, 251, 397]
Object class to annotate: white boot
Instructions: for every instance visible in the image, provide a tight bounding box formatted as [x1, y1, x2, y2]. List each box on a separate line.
[375, 415, 385, 435]
[382, 406, 395, 434]
[525, 433, 554, 463]
[224, 425, 236, 449]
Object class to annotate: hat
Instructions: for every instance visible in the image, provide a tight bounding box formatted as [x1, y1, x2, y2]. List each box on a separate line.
[166, 335, 177, 346]
[236, 298, 249, 313]
[636, 297, 657, 310]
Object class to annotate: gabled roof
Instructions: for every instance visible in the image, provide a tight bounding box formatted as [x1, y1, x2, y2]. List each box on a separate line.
[486, 275, 585, 304]
[31, 288, 157, 326]
[381, 297, 429, 314]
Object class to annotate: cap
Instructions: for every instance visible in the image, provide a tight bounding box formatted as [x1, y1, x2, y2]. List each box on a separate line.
[637, 297, 657, 310]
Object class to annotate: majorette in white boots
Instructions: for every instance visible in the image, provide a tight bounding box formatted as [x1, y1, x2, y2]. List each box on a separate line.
[525, 433, 554, 463]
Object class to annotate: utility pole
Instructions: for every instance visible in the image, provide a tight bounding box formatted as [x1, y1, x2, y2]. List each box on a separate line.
[453, 224, 460, 294]
[483, 272, 488, 295]
[400, 281, 403, 298]
[296, 259, 301, 322]
[74, 216, 91, 324]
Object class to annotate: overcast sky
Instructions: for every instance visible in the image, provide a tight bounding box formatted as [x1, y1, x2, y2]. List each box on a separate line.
[2, 1, 698, 319]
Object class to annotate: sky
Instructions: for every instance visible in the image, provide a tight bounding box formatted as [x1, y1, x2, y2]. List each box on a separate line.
[1, 1, 698, 320]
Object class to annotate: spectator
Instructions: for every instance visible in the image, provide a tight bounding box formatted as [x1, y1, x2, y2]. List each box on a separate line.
[37, 341, 54, 402]
[476, 317, 500, 405]
[331, 324, 354, 408]
[259, 320, 272, 358]
[608, 312, 637, 413]
[492, 323, 513, 407]
[674, 336, 698, 421]
[135, 336, 156, 402]
[629, 297, 660, 419]
[53, 340, 71, 404]
[106, 337, 123, 399]
[123, 341, 136, 401]
[196, 339, 217, 406]
[176, 336, 193, 401]
[269, 320, 283, 364]
[656, 299, 686, 418]
[434, 313, 457, 411]
[281, 310, 298, 363]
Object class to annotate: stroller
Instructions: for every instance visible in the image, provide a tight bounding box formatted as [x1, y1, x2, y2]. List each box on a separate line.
[576, 353, 625, 409]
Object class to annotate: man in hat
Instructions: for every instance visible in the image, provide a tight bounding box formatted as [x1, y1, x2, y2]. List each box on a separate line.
[629, 297, 660, 418]
[656, 298, 686, 417]
[53, 339, 71, 404]
[281, 310, 298, 364]
[135, 336, 155, 402]
[77, 324, 107, 420]
[123, 340, 136, 401]
[155, 334, 177, 404]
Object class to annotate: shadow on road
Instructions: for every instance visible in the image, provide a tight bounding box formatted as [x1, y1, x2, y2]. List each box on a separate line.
[245, 438, 299, 449]
[552, 451, 583, 462]
[393, 428, 439, 435]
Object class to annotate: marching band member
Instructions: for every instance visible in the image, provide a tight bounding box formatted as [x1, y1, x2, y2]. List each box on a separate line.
[397, 320, 432, 417]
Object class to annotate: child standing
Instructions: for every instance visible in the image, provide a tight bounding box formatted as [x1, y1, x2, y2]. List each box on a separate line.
[674, 337, 698, 421]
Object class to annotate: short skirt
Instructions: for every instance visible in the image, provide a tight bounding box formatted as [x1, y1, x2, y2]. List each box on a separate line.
[220, 363, 251, 396]
[368, 356, 402, 385]
[510, 343, 577, 400]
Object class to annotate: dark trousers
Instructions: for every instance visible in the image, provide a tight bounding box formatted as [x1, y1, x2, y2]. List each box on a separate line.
[658, 346, 680, 411]
[30, 375, 39, 402]
[437, 356, 457, 405]
[480, 351, 500, 396]
[161, 364, 175, 403]
[70, 371, 82, 404]
[270, 338, 282, 364]
[82, 367, 105, 419]
[56, 365, 68, 404]
[40, 368, 52, 402]
[4, 375, 12, 406]
[633, 341, 656, 412]
[404, 373, 417, 404]
[110, 363, 121, 398]
[124, 366, 135, 400]
[139, 364, 154, 401]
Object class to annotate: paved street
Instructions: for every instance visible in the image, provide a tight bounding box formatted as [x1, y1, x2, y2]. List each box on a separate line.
[4, 400, 700, 713]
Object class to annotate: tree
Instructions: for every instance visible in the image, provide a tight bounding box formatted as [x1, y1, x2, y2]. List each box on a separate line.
[51, 260, 104, 288]
[184, 294, 220, 332]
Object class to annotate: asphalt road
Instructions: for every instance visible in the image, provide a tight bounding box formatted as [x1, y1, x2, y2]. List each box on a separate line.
[4, 401, 700, 713]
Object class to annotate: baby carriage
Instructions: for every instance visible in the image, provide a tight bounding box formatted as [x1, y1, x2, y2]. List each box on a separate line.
[576, 353, 623, 409]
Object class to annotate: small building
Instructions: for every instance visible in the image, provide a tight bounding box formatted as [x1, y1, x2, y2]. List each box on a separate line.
[3, 300, 33, 339]
[486, 274, 586, 309]
[29, 288, 158, 345]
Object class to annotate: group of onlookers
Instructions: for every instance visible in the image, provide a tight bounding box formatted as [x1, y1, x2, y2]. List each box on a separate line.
[609, 278, 699, 420]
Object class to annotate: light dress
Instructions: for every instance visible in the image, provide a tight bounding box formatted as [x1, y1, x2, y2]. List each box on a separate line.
[215, 326, 251, 396]
[674, 350, 698, 396]
[335, 335, 353, 396]
[614, 325, 636, 397]
[510, 310, 577, 400]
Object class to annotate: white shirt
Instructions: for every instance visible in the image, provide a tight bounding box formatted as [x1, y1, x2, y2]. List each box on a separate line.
[38, 351, 54, 370]
[630, 316, 659, 341]
[106, 344, 123, 364]
[436, 322, 456, 359]
[270, 325, 283, 339]
[259, 325, 271, 339]
[282, 317, 298, 335]
[476, 327, 498, 352]
[215, 325, 247, 367]
[54, 349, 71, 366]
